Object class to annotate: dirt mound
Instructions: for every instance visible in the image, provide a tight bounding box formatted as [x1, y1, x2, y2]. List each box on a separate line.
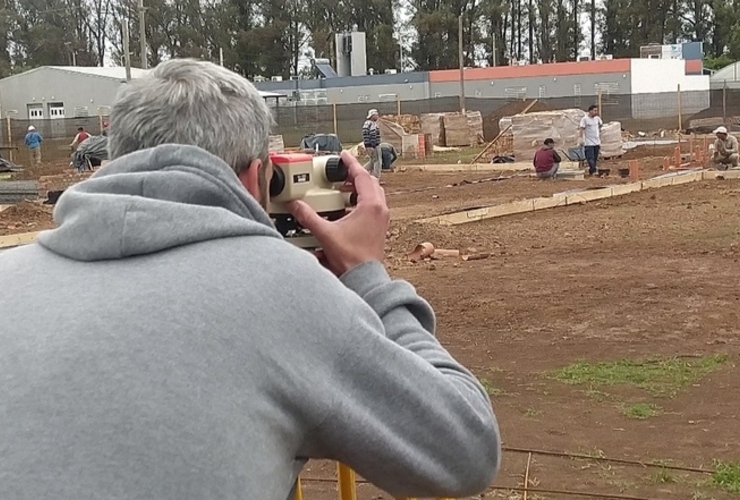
[483, 100, 551, 141]
[0, 201, 54, 236]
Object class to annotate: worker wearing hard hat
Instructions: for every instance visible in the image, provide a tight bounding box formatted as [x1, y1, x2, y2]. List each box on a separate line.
[711, 126, 739, 170]
[362, 109, 382, 178]
[24, 125, 43, 166]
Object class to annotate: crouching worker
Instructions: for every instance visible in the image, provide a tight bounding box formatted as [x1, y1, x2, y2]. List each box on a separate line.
[712, 126, 739, 170]
[534, 138, 561, 179]
[380, 142, 398, 171]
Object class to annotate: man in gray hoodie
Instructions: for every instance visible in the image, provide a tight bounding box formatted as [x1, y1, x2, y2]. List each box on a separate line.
[0, 59, 500, 499]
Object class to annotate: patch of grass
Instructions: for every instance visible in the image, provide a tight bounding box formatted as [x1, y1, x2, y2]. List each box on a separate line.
[552, 355, 729, 397]
[621, 402, 662, 420]
[524, 408, 543, 418]
[478, 377, 510, 397]
[652, 468, 678, 484]
[585, 387, 617, 402]
[712, 460, 740, 494]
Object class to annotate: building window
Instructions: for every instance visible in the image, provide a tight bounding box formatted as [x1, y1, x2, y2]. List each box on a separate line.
[433, 92, 442, 98]
[48, 102, 65, 119]
[573, 84, 582, 107]
[27, 105, 44, 120]
[74, 107, 90, 117]
[505, 87, 527, 100]
[357, 95, 369, 102]
[594, 83, 619, 105]
[538, 85, 547, 98]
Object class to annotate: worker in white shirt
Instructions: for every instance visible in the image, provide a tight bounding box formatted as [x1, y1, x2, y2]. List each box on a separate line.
[579, 105, 603, 176]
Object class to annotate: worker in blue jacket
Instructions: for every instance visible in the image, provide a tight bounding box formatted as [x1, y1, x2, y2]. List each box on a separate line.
[24, 125, 43, 166]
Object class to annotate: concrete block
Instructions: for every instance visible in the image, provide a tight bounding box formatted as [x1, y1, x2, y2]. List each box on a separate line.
[557, 169, 585, 181]
[714, 169, 740, 179]
[565, 187, 613, 205]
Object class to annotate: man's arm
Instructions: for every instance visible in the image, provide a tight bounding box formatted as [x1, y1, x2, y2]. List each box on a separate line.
[297, 262, 499, 498]
[288, 152, 499, 498]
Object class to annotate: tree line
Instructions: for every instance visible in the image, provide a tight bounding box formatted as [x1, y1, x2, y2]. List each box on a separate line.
[0, 0, 736, 80]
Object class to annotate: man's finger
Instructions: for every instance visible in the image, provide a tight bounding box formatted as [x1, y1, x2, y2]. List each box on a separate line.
[287, 200, 331, 238]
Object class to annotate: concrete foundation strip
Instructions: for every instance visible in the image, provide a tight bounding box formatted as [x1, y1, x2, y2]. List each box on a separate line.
[0, 169, 739, 251]
[416, 169, 740, 226]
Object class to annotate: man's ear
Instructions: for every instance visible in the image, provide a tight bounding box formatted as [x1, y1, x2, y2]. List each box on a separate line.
[237, 158, 263, 201]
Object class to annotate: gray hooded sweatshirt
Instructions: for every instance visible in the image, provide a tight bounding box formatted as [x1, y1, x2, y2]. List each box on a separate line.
[0, 144, 500, 499]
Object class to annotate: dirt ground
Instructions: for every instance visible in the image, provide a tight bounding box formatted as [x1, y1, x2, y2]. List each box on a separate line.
[1, 145, 739, 499]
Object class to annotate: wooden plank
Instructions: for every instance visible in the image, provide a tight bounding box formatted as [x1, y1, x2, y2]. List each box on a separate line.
[469, 124, 512, 164]
[671, 171, 704, 185]
[565, 187, 613, 205]
[0, 231, 40, 249]
[641, 176, 675, 189]
[609, 182, 643, 197]
[421, 199, 535, 225]
[406, 161, 580, 173]
[532, 195, 567, 210]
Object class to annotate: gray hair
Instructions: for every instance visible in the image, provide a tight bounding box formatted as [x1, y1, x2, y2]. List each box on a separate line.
[108, 58, 274, 174]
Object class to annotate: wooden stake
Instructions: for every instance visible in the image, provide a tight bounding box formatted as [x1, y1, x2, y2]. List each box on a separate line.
[332, 103, 338, 135]
[523, 452, 532, 500]
[677, 84, 682, 131]
[6, 116, 12, 163]
[396, 95, 401, 116]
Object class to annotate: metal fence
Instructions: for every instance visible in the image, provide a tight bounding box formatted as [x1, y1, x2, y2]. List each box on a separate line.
[2, 89, 738, 165]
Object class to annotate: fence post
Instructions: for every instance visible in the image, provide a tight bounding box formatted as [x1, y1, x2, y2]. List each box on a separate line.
[5, 116, 12, 163]
[337, 464, 357, 500]
[677, 84, 682, 132]
[396, 94, 401, 116]
[597, 90, 602, 120]
[332, 103, 338, 136]
[723, 81, 727, 124]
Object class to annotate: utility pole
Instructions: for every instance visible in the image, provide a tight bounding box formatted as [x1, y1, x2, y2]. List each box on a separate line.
[220, 47, 224, 66]
[492, 30, 497, 66]
[138, 0, 147, 69]
[458, 13, 466, 114]
[123, 23, 132, 82]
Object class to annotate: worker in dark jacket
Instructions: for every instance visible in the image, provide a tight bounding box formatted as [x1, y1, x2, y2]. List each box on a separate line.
[533, 138, 561, 179]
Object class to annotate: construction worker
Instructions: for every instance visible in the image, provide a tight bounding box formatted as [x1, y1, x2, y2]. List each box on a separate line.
[711, 126, 739, 170]
[579, 104, 603, 176]
[70, 127, 91, 151]
[24, 125, 43, 166]
[379, 142, 398, 171]
[362, 109, 382, 178]
[533, 138, 562, 179]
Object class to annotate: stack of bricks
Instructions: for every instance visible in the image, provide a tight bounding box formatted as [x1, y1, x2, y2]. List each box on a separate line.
[416, 134, 427, 159]
[38, 171, 95, 199]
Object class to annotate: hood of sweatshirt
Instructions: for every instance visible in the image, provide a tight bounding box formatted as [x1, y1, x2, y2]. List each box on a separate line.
[37, 144, 282, 262]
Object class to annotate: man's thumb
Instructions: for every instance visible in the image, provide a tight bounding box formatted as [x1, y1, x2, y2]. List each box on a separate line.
[287, 200, 330, 236]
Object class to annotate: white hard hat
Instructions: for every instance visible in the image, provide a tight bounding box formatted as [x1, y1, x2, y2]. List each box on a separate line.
[28, 125, 35, 131]
[713, 126, 728, 134]
[366, 109, 378, 119]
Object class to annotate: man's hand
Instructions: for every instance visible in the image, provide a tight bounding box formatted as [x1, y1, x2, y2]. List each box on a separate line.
[288, 150, 390, 276]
